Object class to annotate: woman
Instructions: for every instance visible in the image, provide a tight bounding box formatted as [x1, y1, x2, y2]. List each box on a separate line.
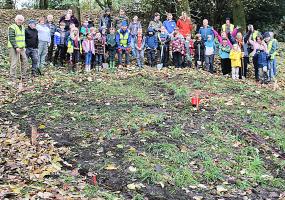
[36, 17, 51, 68]
[176, 12, 193, 38]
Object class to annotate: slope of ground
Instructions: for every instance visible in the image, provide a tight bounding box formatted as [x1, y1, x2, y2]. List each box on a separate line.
[0, 45, 285, 199]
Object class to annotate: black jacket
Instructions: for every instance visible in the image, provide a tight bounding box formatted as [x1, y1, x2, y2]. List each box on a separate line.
[25, 27, 39, 49]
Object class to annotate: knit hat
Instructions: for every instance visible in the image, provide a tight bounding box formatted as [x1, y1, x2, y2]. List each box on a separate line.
[263, 32, 270, 39]
[28, 19, 37, 25]
[121, 20, 128, 27]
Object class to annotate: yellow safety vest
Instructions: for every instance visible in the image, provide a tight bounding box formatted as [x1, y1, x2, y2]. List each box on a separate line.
[118, 31, 129, 47]
[222, 24, 234, 33]
[7, 24, 25, 48]
[268, 39, 278, 60]
[252, 31, 260, 41]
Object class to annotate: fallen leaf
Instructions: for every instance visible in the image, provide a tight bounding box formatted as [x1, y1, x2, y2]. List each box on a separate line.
[216, 185, 228, 195]
[105, 164, 118, 170]
[128, 166, 137, 172]
[193, 196, 203, 200]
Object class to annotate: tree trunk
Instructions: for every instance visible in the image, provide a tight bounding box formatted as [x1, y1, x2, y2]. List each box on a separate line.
[71, 0, 81, 24]
[232, 0, 246, 32]
[176, 0, 190, 18]
[39, 0, 48, 9]
[4, 0, 13, 8]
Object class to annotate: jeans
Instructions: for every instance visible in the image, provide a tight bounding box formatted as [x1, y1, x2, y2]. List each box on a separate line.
[9, 48, 28, 81]
[85, 51, 93, 65]
[26, 48, 39, 73]
[146, 48, 156, 67]
[136, 49, 144, 67]
[269, 58, 277, 79]
[239, 57, 249, 78]
[205, 54, 214, 73]
[173, 52, 182, 68]
[118, 49, 130, 65]
[131, 36, 136, 57]
[38, 41, 49, 68]
[95, 54, 103, 65]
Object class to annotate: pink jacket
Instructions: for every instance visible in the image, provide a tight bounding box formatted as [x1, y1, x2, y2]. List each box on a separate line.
[213, 29, 233, 47]
[249, 39, 268, 55]
[82, 39, 95, 54]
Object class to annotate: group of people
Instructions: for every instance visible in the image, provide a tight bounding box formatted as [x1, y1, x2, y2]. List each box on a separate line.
[7, 8, 279, 86]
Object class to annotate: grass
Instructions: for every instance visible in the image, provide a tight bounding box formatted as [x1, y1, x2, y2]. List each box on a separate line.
[1, 56, 285, 199]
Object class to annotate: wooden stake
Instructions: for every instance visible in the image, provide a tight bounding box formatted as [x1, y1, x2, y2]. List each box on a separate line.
[31, 125, 38, 145]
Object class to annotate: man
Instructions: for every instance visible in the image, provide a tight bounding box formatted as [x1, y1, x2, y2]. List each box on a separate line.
[114, 7, 129, 30]
[148, 12, 163, 33]
[221, 18, 234, 34]
[46, 15, 57, 64]
[25, 19, 40, 76]
[7, 15, 28, 85]
[59, 9, 79, 28]
[99, 8, 112, 31]
[116, 21, 131, 68]
[163, 13, 176, 36]
[129, 15, 142, 58]
[85, 14, 94, 28]
[264, 32, 278, 80]
[198, 19, 214, 42]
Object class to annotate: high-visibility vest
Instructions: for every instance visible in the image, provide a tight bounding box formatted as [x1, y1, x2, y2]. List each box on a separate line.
[268, 39, 278, 60]
[118, 31, 129, 47]
[252, 31, 260, 41]
[222, 24, 234, 33]
[7, 24, 25, 48]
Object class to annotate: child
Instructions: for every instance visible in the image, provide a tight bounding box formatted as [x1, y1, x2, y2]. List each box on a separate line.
[204, 34, 216, 73]
[193, 34, 205, 69]
[80, 20, 90, 39]
[145, 27, 158, 67]
[107, 27, 117, 70]
[184, 34, 194, 68]
[170, 30, 185, 68]
[134, 28, 145, 68]
[158, 26, 170, 68]
[82, 33, 95, 72]
[100, 26, 107, 64]
[218, 38, 231, 76]
[67, 27, 82, 72]
[94, 32, 105, 71]
[229, 44, 242, 80]
[53, 22, 69, 67]
[249, 35, 268, 82]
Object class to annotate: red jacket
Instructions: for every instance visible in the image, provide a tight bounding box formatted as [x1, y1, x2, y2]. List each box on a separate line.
[177, 17, 193, 38]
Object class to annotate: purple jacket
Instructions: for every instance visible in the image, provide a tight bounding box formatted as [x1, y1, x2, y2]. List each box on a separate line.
[82, 39, 95, 54]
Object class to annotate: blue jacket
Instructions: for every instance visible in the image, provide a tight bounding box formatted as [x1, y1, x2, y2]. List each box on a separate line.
[204, 40, 216, 55]
[145, 28, 158, 49]
[218, 44, 231, 59]
[54, 29, 69, 46]
[163, 20, 176, 34]
[115, 29, 131, 49]
[199, 26, 214, 42]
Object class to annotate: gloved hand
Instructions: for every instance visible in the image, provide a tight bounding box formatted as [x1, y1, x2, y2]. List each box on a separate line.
[117, 48, 122, 53]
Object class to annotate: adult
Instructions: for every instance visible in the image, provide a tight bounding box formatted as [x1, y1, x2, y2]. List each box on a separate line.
[163, 13, 176, 35]
[84, 14, 95, 28]
[116, 21, 131, 68]
[99, 8, 112, 31]
[60, 13, 72, 31]
[114, 7, 129, 30]
[59, 9, 79, 28]
[176, 11, 193, 38]
[148, 12, 163, 33]
[25, 20, 39, 76]
[198, 19, 214, 42]
[221, 18, 234, 34]
[36, 17, 51, 68]
[264, 32, 278, 80]
[8, 15, 28, 84]
[46, 15, 57, 64]
[129, 15, 142, 58]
